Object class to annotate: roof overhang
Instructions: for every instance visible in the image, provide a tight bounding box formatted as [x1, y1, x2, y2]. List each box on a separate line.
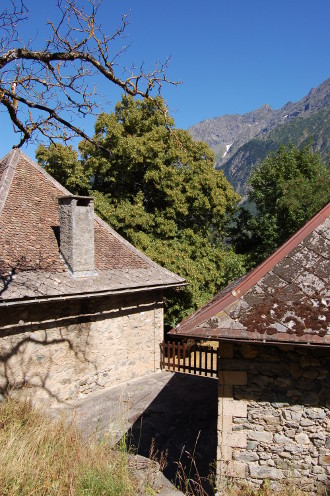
[0, 280, 188, 308]
[169, 326, 330, 347]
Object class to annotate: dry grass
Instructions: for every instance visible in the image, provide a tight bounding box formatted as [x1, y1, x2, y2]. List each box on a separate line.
[0, 395, 323, 496]
[174, 432, 212, 496]
[0, 394, 134, 496]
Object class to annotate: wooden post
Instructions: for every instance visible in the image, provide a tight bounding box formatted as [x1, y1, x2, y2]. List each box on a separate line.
[193, 344, 197, 375]
[183, 342, 187, 374]
[189, 344, 192, 374]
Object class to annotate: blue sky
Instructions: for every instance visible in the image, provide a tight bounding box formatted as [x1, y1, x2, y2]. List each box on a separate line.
[0, 0, 329, 159]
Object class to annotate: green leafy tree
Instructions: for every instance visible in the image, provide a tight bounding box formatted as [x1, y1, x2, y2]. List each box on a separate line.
[231, 144, 330, 266]
[37, 96, 245, 325]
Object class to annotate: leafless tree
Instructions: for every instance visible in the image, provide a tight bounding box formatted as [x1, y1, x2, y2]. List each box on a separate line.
[0, 0, 179, 148]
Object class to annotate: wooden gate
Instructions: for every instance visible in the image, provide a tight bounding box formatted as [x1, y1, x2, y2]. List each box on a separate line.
[160, 341, 218, 378]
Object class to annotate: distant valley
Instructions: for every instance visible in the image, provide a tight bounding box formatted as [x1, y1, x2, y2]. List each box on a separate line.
[189, 78, 330, 196]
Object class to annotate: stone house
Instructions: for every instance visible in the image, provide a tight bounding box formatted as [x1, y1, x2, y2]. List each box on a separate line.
[169, 203, 330, 494]
[0, 149, 185, 403]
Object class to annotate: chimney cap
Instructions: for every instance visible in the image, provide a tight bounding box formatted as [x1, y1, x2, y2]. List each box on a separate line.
[58, 195, 94, 203]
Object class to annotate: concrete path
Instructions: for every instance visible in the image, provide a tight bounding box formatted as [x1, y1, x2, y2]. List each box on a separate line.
[65, 371, 175, 443]
[54, 371, 218, 495]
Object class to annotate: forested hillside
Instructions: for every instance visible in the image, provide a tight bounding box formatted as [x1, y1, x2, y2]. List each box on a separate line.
[221, 107, 330, 195]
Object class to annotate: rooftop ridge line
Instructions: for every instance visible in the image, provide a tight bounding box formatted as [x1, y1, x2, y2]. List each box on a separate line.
[0, 149, 21, 216]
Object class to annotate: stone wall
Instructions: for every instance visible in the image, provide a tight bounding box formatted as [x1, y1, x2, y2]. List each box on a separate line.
[217, 342, 330, 494]
[0, 290, 163, 403]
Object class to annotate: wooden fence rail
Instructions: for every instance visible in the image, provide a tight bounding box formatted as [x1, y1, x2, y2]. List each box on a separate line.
[160, 341, 218, 378]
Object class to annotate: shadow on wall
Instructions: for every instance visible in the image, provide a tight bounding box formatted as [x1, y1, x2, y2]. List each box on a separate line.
[0, 321, 96, 403]
[227, 343, 330, 406]
[125, 373, 218, 495]
[0, 265, 95, 402]
[0, 264, 163, 403]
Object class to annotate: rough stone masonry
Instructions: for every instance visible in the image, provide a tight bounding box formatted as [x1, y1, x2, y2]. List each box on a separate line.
[217, 342, 330, 494]
[0, 291, 163, 404]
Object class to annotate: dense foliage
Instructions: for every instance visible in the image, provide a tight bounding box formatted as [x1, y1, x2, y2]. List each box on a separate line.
[37, 96, 245, 325]
[231, 144, 330, 267]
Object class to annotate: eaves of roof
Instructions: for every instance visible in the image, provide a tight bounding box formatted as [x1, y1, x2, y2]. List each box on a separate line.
[0, 279, 187, 308]
[174, 326, 330, 347]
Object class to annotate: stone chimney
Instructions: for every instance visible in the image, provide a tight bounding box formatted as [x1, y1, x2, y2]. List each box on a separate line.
[58, 196, 96, 277]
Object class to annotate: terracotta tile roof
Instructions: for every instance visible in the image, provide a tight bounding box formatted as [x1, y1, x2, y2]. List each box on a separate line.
[0, 150, 185, 303]
[169, 203, 330, 346]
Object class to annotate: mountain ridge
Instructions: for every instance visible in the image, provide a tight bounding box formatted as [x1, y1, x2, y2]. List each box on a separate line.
[188, 78, 330, 195]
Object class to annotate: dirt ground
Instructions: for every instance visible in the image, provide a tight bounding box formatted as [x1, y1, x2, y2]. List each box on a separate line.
[57, 371, 218, 494]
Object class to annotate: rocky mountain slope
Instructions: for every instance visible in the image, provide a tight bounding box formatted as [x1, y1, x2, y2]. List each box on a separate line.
[189, 78, 330, 195]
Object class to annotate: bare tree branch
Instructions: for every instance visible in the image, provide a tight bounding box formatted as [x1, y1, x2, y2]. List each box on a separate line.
[0, 1, 27, 36]
[0, 0, 181, 149]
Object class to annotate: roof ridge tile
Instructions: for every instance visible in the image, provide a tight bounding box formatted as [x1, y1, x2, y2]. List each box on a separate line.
[0, 149, 21, 216]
